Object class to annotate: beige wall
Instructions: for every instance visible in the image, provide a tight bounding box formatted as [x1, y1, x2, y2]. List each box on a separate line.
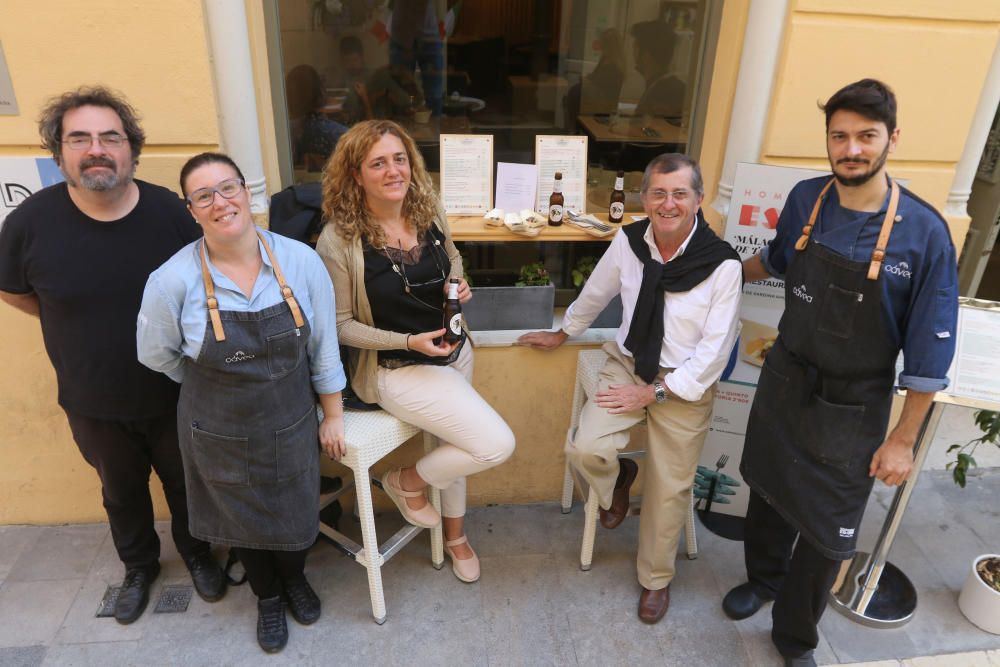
[0, 0, 220, 523]
[759, 0, 1000, 248]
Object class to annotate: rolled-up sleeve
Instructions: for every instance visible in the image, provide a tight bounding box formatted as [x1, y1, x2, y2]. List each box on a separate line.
[304, 252, 347, 395]
[136, 275, 187, 384]
[898, 238, 958, 392]
[664, 259, 742, 401]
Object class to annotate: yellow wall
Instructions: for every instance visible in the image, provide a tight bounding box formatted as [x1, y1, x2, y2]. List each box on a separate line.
[758, 0, 1000, 248]
[0, 0, 220, 524]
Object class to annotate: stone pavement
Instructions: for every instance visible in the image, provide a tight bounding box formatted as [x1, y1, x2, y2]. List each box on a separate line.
[0, 466, 997, 667]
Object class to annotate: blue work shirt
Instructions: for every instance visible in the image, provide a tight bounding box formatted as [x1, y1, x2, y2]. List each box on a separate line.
[137, 229, 347, 395]
[761, 176, 958, 392]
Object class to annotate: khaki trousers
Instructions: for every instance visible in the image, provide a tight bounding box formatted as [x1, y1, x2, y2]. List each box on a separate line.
[567, 342, 715, 590]
[377, 343, 515, 518]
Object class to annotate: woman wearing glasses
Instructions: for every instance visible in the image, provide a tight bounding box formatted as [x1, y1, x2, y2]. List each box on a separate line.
[316, 120, 514, 584]
[137, 153, 346, 653]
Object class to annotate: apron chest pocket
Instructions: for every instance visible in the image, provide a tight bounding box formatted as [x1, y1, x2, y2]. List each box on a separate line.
[275, 407, 319, 482]
[267, 328, 303, 379]
[818, 284, 863, 339]
[799, 394, 865, 469]
[190, 426, 250, 486]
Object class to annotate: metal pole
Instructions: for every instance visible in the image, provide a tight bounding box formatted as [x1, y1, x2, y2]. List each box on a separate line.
[829, 400, 946, 628]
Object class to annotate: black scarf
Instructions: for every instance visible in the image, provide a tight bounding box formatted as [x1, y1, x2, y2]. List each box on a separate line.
[622, 211, 740, 383]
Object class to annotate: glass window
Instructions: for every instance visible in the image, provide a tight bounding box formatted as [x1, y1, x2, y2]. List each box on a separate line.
[271, 0, 716, 295]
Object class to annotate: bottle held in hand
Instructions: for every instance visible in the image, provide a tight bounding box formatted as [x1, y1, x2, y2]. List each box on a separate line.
[442, 278, 462, 344]
[609, 170, 625, 223]
[548, 172, 564, 226]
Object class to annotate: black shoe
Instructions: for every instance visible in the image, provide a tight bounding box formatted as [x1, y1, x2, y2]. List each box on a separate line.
[283, 577, 321, 625]
[183, 550, 227, 602]
[114, 562, 160, 625]
[784, 652, 816, 667]
[256, 596, 288, 653]
[722, 582, 773, 620]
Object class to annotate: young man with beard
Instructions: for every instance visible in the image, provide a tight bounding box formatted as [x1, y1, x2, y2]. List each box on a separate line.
[724, 79, 959, 666]
[519, 153, 742, 623]
[0, 86, 226, 623]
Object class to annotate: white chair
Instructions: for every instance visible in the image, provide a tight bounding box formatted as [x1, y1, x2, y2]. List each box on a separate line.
[318, 408, 444, 624]
[560, 349, 699, 570]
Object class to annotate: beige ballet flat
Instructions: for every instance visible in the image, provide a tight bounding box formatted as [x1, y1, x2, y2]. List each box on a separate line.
[381, 469, 441, 529]
[444, 536, 480, 583]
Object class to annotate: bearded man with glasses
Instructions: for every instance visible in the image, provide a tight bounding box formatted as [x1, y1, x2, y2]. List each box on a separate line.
[0, 86, 226, 624]
[520, 153, 742, 623]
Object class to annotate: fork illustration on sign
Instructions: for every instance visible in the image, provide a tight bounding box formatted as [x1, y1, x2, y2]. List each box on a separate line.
[694, 453, 739, 512]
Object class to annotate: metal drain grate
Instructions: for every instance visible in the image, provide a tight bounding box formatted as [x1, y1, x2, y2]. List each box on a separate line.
[154, 584, 193, 613]
[96, 585, 121, 617]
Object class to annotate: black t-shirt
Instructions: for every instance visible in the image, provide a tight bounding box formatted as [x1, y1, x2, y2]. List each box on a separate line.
[0, 180, 202, 419]
[363, 228, 462, 366]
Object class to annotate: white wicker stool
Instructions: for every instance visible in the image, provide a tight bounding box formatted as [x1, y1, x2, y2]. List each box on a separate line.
[559, 349, 699, 570]
[318, 408, 444, 624]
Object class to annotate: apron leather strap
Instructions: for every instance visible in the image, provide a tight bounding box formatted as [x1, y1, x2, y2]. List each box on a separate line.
[794, 179, 835, 251]
[795, 177, 901, 281]
[256, 229, 306, 328]
[866, 179, 900, 280]
[199, 240, 227, 342]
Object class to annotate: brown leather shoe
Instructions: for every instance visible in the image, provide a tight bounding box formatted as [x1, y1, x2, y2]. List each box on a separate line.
[638, 585, 670, 624]
[600, 458, 638, 529]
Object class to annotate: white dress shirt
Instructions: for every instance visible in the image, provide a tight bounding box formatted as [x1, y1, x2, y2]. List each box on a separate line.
[562, 221, 742, 401]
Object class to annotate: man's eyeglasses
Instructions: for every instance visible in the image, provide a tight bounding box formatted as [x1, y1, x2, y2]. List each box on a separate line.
[187, 178, 245, 208]
[645, 188, 693, 205]
[380, 237, 448, 311]
[62, 132, 128, 151]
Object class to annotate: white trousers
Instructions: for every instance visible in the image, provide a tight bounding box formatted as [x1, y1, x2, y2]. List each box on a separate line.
[376, 343, 515, 517]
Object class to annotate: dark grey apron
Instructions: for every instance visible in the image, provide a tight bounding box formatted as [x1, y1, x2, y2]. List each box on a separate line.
[741, 178, 901, 560]
[177, 231, 319, 551]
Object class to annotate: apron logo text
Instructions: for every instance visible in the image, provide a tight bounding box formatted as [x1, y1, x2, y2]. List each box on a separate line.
[839, 527, 855, 538]
[884, 261, 912, 279]
[792, 284, 813, 303]
[225, 350, 256, 363]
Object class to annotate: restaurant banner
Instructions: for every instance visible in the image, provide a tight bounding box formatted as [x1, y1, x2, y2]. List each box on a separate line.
[696, 163, 828, 525]
[0, 157, 63, 230]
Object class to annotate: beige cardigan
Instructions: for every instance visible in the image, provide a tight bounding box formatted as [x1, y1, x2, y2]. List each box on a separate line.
[316, 208, 464, 404]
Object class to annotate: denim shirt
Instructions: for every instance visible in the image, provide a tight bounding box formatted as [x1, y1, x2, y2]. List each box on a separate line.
[138, 229, 347, 395]
[761, 176, 958, 392]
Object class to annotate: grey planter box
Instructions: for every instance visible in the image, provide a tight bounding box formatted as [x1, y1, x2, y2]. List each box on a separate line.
[464, 283, 556, 330]
[590, 294, 624, 329]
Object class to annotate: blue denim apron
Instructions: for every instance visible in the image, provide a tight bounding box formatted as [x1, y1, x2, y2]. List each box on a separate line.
[740, 178, 901, 560]
[177, 232, 319, 551]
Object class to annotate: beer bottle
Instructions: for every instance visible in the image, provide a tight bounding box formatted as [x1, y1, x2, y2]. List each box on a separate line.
[442, 278, 463, 344]
[609, 170, 625, 223]
[548, 172, 564, 226]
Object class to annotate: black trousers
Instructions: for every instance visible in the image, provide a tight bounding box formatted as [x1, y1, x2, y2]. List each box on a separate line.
[64, 410, 209, 570]
[235, 547, 309, 599]
[744, 490, 841, 658]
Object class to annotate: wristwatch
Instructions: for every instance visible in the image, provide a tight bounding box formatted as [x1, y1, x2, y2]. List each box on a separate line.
[653, 381, 667, 404]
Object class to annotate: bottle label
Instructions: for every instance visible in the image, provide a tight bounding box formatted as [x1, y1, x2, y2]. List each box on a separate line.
[614, 177, 624, 190]
[609, 202, 624, 219]
[447, 282, 459, 299]
[549, 205, 563, 222]
[448, 313, 462, 335]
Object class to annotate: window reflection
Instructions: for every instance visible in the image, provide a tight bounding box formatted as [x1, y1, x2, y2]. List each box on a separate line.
[278, 0, 709, 192]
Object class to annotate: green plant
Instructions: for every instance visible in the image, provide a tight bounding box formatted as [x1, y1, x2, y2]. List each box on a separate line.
[977, 556, 1000, 593]
[571, 256, 598, 290]
[516, 262, 550, 287]
[947, 409, 1000, 488]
